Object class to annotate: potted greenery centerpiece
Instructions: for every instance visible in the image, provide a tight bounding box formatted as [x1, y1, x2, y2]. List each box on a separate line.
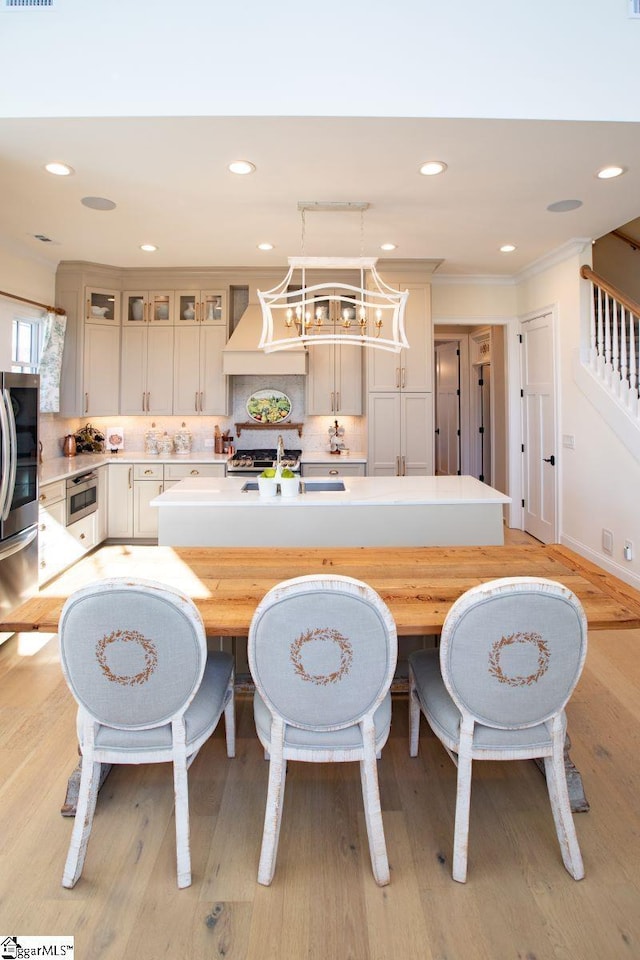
[257, 467, 277, 497]
[279, 467, 300, 498]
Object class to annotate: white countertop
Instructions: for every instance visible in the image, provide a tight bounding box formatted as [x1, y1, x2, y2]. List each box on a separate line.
[151, 474, 511, 508]
[39, 451, 229, 485]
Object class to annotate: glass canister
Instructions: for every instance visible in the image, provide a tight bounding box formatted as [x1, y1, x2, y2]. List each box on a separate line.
[174, 422, 192, 455]
[157, 432, 174, 456]
[144, 426, 162, 455]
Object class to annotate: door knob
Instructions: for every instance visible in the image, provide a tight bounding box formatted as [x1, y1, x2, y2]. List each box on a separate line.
[542, 455, 556, 466]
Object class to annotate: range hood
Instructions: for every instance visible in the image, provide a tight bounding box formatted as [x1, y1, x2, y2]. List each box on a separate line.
[223, 304, 308, 376]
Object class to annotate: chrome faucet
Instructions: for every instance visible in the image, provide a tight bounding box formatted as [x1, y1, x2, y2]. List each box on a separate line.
[276, 435, 285, 470]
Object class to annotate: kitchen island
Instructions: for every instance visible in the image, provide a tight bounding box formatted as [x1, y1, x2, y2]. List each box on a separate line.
[151, 475, 511, 547]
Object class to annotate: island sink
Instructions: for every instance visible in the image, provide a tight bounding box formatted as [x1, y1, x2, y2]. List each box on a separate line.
[241, 480, 346, 492]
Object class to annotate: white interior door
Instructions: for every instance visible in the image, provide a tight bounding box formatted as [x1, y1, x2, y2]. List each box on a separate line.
[521, 312, 557, 543]
[435, 340, 460, 475]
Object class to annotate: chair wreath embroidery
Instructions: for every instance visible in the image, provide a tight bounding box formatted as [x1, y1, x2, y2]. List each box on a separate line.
[290, 628, 353, 685]
[96, 630, 158, 686]
[488, 631, 550, 687]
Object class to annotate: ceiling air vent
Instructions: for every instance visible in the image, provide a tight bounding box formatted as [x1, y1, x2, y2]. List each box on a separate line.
[4, 0, 53, 6]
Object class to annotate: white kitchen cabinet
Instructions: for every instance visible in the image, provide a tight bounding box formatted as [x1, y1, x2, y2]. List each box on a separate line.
[95, 465, 108, 544]
[107, 463, 134, 538]
[121, 325, 174, 415]
[164, 462, 225, 482]
[122, 290, 173, 325]
[305, 287, 363, 415]
[367, 284, 432, 392]
[173, 325, 229, 415]
[306, 341, 362, 415]
[134, 479, 164, 538]
[66, 512, 98, 552]
[57, 273, 121, 417]
[38, 479, 67, 584]
[301, 462, 366, 478]
[368, 392, 433, 476]
[175, 290, 226, 325]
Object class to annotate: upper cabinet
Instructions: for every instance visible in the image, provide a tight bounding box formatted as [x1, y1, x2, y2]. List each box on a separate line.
[305, 288, 363, 415]
[57, 269, 121, 417]
[122, 290, 173, 325]
[175, 290, 226, 325]
[85, 287, 119, 325]
[367, 284, 432, 392]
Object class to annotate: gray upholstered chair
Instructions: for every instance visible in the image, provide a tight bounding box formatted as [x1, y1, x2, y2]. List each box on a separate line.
[248, 574, 398, 886]
[408, 576, 588, 883]
[58, 577, 235, 889]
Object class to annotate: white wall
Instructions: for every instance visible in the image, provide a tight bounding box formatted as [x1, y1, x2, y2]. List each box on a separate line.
[1, 1, 639, 122]
[517, 248, 640, 585]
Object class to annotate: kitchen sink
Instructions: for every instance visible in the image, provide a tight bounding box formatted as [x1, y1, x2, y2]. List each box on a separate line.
[241, 480, 346, 492]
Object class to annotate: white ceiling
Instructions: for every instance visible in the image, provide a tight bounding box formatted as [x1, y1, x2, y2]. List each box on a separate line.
[1, 115, 640, 278]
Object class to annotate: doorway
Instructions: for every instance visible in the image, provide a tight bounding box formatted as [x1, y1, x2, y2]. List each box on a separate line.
[434, 340, 461, 475]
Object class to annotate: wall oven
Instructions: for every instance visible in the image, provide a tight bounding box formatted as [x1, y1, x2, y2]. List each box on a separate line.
[66, 471, 98, 525]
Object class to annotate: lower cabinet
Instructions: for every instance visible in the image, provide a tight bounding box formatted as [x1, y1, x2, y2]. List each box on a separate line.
[301, 462, 366, 478]
[107, 461, 226, 540]
[39, 478, 98, 584]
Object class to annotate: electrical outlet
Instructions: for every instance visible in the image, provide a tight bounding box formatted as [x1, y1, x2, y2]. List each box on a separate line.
[204, 438, 214, 449]
[624, 540, 634, 561]
[602, 528, 613, 555]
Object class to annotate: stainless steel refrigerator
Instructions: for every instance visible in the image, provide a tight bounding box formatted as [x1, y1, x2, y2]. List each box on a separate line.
[0, 372, 39, 626]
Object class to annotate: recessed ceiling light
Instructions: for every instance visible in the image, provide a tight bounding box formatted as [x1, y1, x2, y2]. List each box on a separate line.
[228, 160, 256, 175]
[257, 242, 274, 251]
[500, 244, 516, 253]
[380, 243, 397, 251]
[547, 199, 583, 213]
[596, 165, 626, 180]
[81, 196, 117, 211]
[45, 161, 74, 177]
[140, 244, 158, 253]
[419, 160, 447, 176]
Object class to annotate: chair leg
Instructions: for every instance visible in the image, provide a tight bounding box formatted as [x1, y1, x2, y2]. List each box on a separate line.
[257, 721, 286, 886]
[62, 756, 101, 888]
[408, 667, 421, 757]
[544, 745, 585, 880]
[452, 722, 474, 883]
[172, 722, 192, 888]
[224, 671, 236, 759]
[360, 721, 390, 886]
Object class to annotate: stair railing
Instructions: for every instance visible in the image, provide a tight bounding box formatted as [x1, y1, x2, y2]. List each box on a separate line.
[580, 265, 640, 419]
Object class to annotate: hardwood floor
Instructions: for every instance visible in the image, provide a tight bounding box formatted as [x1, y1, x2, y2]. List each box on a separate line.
[1, 607, 639, 960]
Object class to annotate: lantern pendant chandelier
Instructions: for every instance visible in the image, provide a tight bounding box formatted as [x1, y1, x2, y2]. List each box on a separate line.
[258, 202, 410, 354]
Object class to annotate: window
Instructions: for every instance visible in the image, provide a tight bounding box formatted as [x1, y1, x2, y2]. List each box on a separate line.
[12, 316, 43, 373]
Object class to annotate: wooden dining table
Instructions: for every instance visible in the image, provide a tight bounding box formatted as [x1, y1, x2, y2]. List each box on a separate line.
[4, 541, 640, 637]
[5, 541, 640, 816]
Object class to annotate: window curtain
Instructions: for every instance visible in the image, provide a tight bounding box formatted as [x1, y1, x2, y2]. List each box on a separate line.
[38, 310, 67, 412]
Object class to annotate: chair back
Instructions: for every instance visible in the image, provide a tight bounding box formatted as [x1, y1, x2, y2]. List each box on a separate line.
[439, 577, 587, 729]
[59, 578, 207, 730]
[248, 575, 397, 731]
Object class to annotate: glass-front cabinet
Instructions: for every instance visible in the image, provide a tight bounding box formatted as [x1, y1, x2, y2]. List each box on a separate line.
[122, 290, 174, 325]
[175, 290, 226, 325]
[85, 287, 119, 324]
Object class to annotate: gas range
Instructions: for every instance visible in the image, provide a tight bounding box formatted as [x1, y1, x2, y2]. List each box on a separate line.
[226, 447, 302, 475]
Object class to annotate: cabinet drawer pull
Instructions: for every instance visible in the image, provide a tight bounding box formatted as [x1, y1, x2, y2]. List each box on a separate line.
[40, 559, 46, 569]
[144, 468, 153, 475]
[328, 469, 339, 476]
[79, 533, 86, 541]
[84, 392, 89, 414]
[40, 522, 46, 531]
[395, 368, 400, 389]
[128, 467, 132, 490]
[195, 391, 199, 412]
[190, 469, 200, 476]
[39, 493, 46, 502]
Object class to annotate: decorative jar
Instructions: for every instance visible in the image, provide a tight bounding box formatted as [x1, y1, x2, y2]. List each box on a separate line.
[183, 302, 195, 321]
[174, 423, 192, 455]
[131, 298, 144, 321]
[157, 433, 174, 456]
[144, 428, 162, 455]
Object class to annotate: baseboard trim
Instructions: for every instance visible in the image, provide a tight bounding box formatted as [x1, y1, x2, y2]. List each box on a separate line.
[560, 533, 640, 591]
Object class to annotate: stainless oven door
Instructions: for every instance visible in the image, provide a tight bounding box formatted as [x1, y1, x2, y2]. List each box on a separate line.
[66, 473, 98, 525]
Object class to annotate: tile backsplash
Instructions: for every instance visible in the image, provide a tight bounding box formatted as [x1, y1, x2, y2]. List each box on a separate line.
[40, 376, 366, 461]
